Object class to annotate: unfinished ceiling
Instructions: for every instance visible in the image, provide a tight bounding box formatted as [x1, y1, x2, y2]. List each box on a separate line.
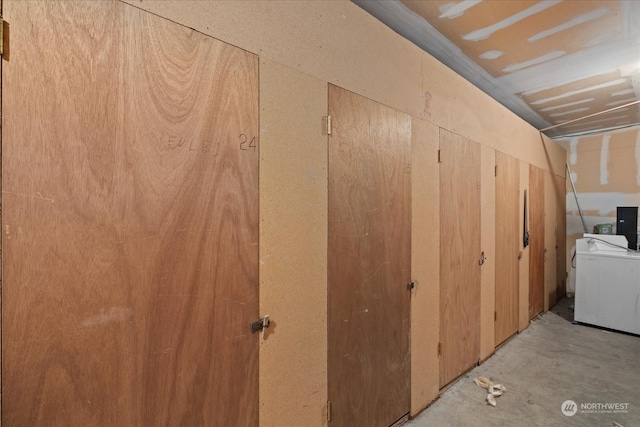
[354, 0, 640, 138]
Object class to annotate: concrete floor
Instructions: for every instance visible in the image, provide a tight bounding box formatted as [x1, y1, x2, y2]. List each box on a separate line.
[406, 295, 640, 427]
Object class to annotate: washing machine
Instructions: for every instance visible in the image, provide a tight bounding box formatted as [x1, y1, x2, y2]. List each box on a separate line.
[575, 234, 640, 335]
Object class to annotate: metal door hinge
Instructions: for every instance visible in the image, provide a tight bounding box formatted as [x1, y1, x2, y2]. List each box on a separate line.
[250, 315, 270, 333]
[495, 165, 497, 176]
[494, 311, 497, 321]
[327, 400, 331, 422]
[479, 251, 485, 266]
[323, 115, 332, 135]
[438, 149, 442, 163]
[438, 342, 442, 356]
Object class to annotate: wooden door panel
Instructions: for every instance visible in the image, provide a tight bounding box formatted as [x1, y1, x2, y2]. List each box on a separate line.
[494, 152, 520, 346]
[529, 165, 545, 319]
[544, 172, 558, 309]
[2, 2, 259, 425]
[555, 175, 567, 300]
[328, 85, 411, 427]
[439, 130, 481, 388]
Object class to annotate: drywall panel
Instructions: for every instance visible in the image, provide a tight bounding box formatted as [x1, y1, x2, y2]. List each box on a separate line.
[120, 0, 424, 121]
[410, 118, 440, 414]
[558, 126, 640, 293]
[259, 59, 328, 427]
[480, 145, 496, 362]
[519, 162, 531, 332]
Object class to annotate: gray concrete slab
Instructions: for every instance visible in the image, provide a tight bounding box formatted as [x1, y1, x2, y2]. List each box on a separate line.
[406, 296, 640, 427]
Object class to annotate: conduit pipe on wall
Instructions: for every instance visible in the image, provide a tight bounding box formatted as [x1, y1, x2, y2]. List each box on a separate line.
[566, 163, 588, 234]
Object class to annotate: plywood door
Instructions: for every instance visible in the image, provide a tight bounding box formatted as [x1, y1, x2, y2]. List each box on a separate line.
[328, 85, 411, 427]
[555, 175, 567, 299]
[544, 172, 558, 309]
[494, 152, 520, 346]
[528, 165, 545, 319]
[439, 130, 481, 388]
[2, 2, 259, 425]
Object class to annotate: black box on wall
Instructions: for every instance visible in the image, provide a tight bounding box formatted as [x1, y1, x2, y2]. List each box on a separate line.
[616, 206, 638, 250]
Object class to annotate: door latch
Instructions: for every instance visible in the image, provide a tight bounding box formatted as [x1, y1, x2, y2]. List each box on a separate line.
[250, 315, 270, 333]
[407, 281, 415, 290]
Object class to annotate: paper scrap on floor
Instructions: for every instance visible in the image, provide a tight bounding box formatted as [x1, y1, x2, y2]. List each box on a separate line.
[474, 376, 507, 407]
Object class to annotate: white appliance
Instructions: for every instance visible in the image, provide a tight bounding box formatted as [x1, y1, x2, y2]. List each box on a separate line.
[575, 234, 640, 335]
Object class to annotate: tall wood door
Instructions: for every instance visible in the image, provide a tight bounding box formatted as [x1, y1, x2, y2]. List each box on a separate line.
[529, 165, 545, 319]
[555, 175, 567, 300]
[328, 85, 411, 427]
[494, 152, 519, 346]
[2, 2, 259, 425]
[439, 130, 481, 388]
[544, 172, 558, 308]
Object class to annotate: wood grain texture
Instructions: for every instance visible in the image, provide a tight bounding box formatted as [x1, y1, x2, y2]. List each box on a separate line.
[328, 85, 411, 427]
[544, 171, 558, 310]
[494, 152, 520, 346]
[518, 162, 530, 332]
[439, 129, 481, 388]
[2, 1, 259, 425]
[479, 145, 496, 362]
[529, 165, 545, 319]
[555, 174, 567, 299]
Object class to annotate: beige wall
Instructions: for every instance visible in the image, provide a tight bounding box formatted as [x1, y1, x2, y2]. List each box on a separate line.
[119, 0, 567, 424]
[558, 125, 640, 292]
[259, 59, 329, 426]
[410, 118, 440, 414]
